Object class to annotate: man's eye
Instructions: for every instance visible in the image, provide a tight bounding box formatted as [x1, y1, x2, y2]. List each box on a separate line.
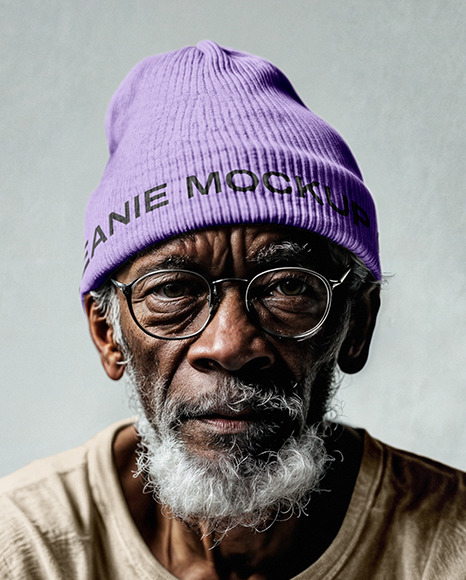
[160, 282, 187, 299]
[276, 278, 307, 296]
[150, 282, 188, 299]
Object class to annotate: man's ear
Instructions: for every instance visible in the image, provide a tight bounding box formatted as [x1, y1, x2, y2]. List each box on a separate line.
[84, 294, 125, 381]
[338, 284, 380, 374]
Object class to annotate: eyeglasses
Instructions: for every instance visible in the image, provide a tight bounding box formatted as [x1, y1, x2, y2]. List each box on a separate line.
[112, 266, 351, 341]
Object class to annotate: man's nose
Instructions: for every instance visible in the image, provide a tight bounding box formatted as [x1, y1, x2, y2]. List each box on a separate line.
[187, 288, 276, 373]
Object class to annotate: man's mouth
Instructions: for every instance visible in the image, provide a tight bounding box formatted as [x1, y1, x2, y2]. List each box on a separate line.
[170, 399, 302, 458]
[197, 413, 258, 433]
[167, 381, 303, 448]
[183, 407, 259, 434]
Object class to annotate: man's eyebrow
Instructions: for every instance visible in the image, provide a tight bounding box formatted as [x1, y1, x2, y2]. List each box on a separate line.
[252, 241, 313, 267]
[128, 239, 315, 279]
[133, 255, 200, 277]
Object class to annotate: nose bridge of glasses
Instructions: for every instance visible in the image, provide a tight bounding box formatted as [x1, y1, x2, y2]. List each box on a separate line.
[210, 276, 249, 302]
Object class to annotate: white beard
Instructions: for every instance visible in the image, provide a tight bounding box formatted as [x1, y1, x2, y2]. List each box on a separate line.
[126, 367, 332, 537]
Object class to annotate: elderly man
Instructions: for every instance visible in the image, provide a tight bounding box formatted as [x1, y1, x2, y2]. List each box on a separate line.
[1, 41, 465, 579]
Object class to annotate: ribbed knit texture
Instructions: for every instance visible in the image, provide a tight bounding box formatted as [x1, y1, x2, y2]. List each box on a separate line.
[80, 40, 380, 300]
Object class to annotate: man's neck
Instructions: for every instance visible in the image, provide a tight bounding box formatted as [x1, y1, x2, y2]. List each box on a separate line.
[113, 423, 363, 580]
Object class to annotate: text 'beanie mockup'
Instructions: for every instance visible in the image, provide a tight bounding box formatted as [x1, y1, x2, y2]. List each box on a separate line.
[80, 40, 380, 301]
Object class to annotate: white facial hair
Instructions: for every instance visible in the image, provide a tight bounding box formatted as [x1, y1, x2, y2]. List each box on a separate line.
[125, 364, 333, 538]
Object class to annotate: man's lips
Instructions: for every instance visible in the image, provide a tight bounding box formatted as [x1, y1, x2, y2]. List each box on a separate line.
[198, 416, 255, 434]
[181, 407, 260, 434]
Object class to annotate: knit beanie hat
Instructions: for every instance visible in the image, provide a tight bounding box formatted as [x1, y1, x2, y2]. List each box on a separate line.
[80, 40, 380, 301]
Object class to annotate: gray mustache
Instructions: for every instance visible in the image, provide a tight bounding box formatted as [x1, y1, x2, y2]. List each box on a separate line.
[164, 378, 305, 427]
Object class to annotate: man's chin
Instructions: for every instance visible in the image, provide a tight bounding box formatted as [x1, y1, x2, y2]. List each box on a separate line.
[135, 411, 330, 537]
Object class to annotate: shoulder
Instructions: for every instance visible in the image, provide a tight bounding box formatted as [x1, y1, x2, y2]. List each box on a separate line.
[363, 433, 466, 577]
[369, 434, 466, 506]
[0, 438, 93, 532]
[0, 419, 133, 579]
[0, 418, 132, 511]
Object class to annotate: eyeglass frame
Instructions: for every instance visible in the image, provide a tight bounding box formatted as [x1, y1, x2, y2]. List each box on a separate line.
[111, 266, 351, 342]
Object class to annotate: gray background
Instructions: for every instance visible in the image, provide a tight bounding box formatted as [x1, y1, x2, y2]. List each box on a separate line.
[1, 0, 465, 476]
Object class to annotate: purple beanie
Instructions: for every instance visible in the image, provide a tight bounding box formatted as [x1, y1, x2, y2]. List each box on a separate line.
[81, 40, 380, 300]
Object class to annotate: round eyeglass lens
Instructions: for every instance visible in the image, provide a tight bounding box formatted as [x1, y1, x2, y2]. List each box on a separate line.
[246, 268, 330, 338]
[130, 270, 211, 338]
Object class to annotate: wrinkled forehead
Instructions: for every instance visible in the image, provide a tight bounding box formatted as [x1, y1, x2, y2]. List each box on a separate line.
[116, 224, 341, 282]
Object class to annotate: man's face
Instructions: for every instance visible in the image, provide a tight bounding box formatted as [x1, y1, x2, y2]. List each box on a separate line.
[117, 225, 345, 453]
[112, 224, 349, 533]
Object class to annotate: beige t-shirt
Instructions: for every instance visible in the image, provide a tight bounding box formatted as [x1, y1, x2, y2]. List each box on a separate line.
[0, 419, 465, 579]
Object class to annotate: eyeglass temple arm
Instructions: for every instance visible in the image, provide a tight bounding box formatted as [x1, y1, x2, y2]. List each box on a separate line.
[329, 267, 352, 289]
[111, 278, 132, 298]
